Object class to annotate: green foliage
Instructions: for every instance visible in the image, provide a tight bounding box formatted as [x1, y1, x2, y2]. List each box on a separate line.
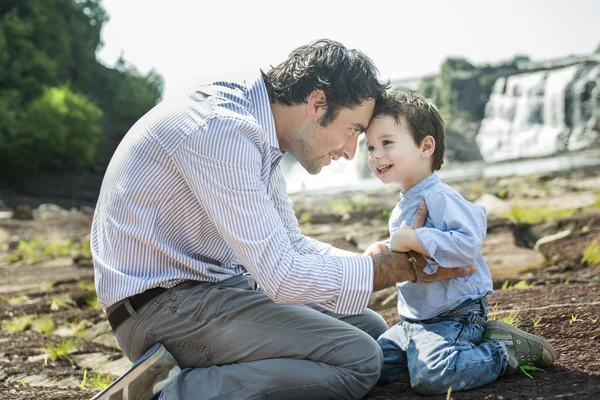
[44, 338, 76, 361]
[330, 200, 353, 214]
[582, 240, 600, 266]
[380, 209, 392, 220]
[504, 205, 577, 224]
[439, 57, 476, 122]
[595, 42, 600, 54]
[3, 315, 33, 333]
[0, 0, 162, 178]
[50, 294, 77, 311]
[31, 316, 55, 335]
[501, 280, 531, 290]
[512, 54, 531, 64]
[8, 86, 102, 172]
[86, 293, 102, 310]
[78, 369, 116, 390]
[8, 236, 78, 264]
[299, 213, 311, 225]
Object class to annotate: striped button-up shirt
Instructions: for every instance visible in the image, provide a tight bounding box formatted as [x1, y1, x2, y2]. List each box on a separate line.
[91, 76, 374, 315]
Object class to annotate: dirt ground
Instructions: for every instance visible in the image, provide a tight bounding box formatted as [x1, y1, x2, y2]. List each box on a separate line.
[1, 175, 600, 399]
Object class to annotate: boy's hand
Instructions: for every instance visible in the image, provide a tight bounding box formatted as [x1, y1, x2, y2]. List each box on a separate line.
[390, 225, 417, 253]
[363, 241, 389, 256]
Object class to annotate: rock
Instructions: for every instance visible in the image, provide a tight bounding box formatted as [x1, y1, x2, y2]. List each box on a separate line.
[36, 203, 70, 219]
[13, 205, 33, 220]
[534, 229, 573, 251]
[475, 194, 511, 218]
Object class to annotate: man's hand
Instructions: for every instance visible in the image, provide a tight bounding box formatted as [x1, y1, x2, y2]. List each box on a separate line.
[371, 201, 477, 290]
[363, 241, 389, 256]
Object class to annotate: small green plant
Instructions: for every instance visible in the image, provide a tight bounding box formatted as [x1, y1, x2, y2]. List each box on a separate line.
[44, 339, 77, 362]
[380, 209, 392, 220]
[89, 372, 116, 390]
[71, 320, 92, 336]
[503, 308, 521, 326]
[43, 239, 72, 257]
[39, 281, 56, 291]
[532, 317, 543, 327]
[520, 365, 545, 379]
[570, 314, 579, 324]
[31, 316, 56, 335]
[564, 279, 570, 285]
[75, 239, 92, 259]
[3, 315, 33, 333]
[504, 205, 577, 224]
[86, 293, 102, 310]
[330, 200, 353, 214]
[594, 194, 600, 209]
[582, 240, 600, 266]
[77, 369, 117, 390]
[299, 213, 311, 225]
[5, 295, 30, 305]
[78, 280, 96, 292]
[8, 238, 44, 263]
[50, 294, 77, 311]
[500, 280, 530, 290]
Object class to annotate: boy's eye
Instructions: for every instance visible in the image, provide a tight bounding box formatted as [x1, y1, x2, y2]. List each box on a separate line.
[367, 146, 374, 152]
[383, 140, 392, 146]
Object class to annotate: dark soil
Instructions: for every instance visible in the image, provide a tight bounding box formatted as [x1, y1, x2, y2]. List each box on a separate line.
[1, 185, 600, 399]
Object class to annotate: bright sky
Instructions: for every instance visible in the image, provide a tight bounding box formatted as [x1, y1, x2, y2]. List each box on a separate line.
[98, 0, 599, 100]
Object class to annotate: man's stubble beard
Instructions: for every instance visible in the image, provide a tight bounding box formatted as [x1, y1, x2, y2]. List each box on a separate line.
[295, 123, 324, 175]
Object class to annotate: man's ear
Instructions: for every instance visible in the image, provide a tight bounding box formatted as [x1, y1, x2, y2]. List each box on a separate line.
[306, 90, 327, 120]
[420, 135, 436, 158]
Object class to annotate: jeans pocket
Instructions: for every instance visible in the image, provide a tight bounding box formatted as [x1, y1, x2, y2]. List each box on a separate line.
[144, 330, 213, 369]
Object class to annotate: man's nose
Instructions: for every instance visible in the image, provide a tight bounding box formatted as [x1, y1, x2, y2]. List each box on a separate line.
[341, 135, 359, 160]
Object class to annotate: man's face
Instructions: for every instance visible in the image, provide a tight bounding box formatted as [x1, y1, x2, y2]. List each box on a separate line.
[295, 99, 375, 175]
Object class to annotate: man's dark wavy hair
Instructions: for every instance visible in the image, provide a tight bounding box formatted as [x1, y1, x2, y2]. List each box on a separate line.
[262, 39, 388, 127]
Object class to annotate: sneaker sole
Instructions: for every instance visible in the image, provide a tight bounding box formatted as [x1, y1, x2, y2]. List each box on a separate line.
[486, 320, 557, 364]
[90, 344, 166, 400]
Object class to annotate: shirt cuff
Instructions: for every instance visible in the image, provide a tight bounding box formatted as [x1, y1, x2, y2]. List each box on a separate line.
[334, 256, 374, 315]
[415, 227, 438, 260]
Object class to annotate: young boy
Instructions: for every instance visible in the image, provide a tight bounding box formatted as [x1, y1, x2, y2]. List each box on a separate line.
[364, 91, 556, 395]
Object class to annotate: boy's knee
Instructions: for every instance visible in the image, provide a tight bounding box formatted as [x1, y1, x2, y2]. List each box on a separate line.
[411, 374, 452, 395]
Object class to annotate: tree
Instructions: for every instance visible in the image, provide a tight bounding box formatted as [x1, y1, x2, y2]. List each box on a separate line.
[0, 0, 163, 179]
[7, 86, 102, 172]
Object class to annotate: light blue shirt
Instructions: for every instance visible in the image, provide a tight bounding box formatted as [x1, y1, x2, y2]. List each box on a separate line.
[91, 76, 374, 314]
[386, 174, 493, 320]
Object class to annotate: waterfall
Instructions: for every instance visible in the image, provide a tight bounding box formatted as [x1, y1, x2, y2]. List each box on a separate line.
[476, 64, 599, 162]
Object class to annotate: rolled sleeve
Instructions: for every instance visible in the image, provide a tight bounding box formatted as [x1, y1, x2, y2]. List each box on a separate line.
[323, 256, 374, 314]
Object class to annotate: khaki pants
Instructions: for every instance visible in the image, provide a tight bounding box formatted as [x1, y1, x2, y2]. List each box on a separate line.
[112, 275, 387, 400]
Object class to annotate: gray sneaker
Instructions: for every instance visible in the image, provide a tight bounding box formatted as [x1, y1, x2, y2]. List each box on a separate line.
[91, 343, 181, 400]
[484, 320, 557, 375]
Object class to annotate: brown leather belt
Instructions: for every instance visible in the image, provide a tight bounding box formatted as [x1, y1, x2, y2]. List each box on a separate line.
[107, 287, 167, 331]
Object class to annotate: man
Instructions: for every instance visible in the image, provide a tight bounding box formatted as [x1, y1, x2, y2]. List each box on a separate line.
[91, 39, 476, 400]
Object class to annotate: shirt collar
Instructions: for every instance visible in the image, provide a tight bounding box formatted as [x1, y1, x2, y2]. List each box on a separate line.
[401, 173, 440, 200]
[248, 75, 280, 151]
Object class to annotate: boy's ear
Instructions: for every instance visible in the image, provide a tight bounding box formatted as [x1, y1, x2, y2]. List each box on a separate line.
[306, 90, 327, 120]
[420, 135, 436, 158]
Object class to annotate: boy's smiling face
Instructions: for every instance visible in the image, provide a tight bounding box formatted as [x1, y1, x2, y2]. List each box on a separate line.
[365, 114, 430, 191]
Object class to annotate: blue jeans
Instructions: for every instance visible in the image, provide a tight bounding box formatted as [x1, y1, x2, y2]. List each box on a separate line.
[377, 297, 508, 395]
